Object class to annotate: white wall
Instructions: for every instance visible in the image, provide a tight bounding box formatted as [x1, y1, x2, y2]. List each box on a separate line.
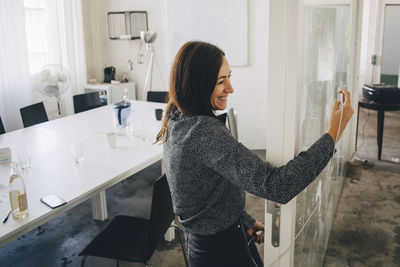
[82, 0, 168, 101]
[359, 0, 381, 85]
[82, 0, 268, 149]
[230, 0, 268, 149]
[381, 5, 400, 75]
[362, 0, 400, 85]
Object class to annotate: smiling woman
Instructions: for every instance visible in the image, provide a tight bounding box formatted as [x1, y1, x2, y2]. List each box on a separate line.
[157, 40, 353, 267]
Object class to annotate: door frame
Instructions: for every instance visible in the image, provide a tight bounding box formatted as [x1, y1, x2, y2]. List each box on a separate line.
[265, 0, 304, 265]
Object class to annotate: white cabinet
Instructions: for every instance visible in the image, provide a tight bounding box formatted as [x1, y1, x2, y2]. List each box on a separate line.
[84, 82, 136, 104]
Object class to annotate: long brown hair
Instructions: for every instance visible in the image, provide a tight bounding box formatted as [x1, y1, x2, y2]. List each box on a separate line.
[156, 41, 225, 143]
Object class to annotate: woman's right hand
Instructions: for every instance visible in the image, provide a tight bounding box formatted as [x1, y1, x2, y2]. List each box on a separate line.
[327, 89, 354, 143]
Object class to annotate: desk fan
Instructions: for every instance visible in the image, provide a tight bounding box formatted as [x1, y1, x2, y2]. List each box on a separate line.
[33, 64, 70, 115]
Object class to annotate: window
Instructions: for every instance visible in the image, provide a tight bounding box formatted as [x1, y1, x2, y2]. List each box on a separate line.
[24, 0, 49, 74]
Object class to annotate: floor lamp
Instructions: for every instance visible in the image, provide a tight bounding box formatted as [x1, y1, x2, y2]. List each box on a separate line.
[140, 31, 157, 96]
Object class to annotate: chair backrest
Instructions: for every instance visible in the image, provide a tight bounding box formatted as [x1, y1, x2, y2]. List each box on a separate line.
[73, 92, 102, 114]
[20, 102, 49, 128]
[227, 108, 238, 140]
[0, 116, 5, 134]
[149, 174, 175, 251]
[147, 91, 169, 103]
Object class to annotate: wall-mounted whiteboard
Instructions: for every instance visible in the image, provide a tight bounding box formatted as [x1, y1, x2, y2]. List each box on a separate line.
[165, 0, 248, 66]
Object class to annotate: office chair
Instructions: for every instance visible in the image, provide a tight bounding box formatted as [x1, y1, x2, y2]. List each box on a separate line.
[0, 116, 5, 134]
[215, 108, 237, 139]
[20, 102, 49, 128]
[73, 92, 103, 114]
[147, 91, 169, 103]
[227, 108, 238, 140]
[79, 175, 188, 267]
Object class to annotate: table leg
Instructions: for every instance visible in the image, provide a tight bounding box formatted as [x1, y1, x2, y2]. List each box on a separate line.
[91, 191, 108, 221]
[377, 109, 385, 160]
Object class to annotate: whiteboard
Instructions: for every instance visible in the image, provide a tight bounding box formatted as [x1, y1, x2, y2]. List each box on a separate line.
[165, 0, 248, 66]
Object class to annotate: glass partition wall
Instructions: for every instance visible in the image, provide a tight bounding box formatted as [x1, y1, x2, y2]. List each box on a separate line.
[294, 5, 351, 266]
[265, 1, 358, 266]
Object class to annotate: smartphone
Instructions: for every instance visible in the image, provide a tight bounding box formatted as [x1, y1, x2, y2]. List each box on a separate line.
[338, 86, 346, 105]
[341, 93, 345, 104]
[40, 194, 67, 209]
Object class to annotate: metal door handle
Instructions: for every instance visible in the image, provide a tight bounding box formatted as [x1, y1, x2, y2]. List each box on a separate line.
[267, 200, 281, 247]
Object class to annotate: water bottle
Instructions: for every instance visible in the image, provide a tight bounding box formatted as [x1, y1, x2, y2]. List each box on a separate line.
[8, 162, 29, 219]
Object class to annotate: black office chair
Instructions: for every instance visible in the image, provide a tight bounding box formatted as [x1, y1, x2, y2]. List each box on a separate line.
[73, 92, 103, 114]
[20, 102, 49, 128]
[79, 175, 188, 267]
[0, 116, 5, 134]
[147, 91, 169, 103]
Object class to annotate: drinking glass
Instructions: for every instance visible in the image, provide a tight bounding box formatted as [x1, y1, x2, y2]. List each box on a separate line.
[18, 146, 31, 170]
[155, 109, 163, 120]
[70, 142, 84, 164]
[106, 132, 117, 148]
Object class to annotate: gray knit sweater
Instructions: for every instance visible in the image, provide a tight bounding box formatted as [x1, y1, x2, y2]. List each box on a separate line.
[163, 111, 335, 236]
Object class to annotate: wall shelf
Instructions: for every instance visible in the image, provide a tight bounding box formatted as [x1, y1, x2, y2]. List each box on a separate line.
[108, 11, 148, 40]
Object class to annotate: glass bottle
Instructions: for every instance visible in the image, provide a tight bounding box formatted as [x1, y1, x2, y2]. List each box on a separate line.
[9, 162, 29, 219]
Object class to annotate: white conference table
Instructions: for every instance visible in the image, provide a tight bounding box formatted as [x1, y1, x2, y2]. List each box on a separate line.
[0, 100, 165, 247]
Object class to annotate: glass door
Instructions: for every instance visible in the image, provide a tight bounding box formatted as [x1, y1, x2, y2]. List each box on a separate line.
[265, 0, 360, 266]
[294, 4, 352, 266]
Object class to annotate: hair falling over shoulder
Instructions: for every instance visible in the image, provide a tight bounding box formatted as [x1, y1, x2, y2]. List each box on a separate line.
[155, 101, 176, 143]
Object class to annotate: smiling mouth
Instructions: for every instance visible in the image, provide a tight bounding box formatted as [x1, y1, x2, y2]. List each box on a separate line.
[217, 96, 227, 101]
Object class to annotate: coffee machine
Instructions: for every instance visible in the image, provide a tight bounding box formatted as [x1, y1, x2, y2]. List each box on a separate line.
[104, 66, 116, 83]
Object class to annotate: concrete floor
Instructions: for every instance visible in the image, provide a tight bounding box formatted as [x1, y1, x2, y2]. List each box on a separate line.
[323, 108, 400, 267]
[0, 108, 399, 267]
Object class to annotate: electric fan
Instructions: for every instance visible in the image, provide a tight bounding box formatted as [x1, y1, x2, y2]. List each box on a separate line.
[32, 64, 70, 115]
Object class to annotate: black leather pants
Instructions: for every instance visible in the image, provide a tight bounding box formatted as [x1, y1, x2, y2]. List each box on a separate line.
[184, 219, 263, 267]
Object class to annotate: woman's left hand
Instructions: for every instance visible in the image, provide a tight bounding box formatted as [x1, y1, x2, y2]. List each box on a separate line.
[247, 220, 265, 244]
